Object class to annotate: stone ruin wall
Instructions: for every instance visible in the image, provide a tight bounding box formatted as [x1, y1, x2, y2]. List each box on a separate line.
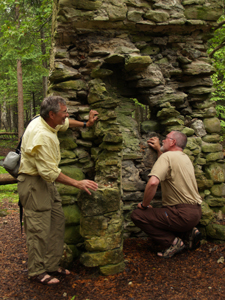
[49, 0, 225, 275]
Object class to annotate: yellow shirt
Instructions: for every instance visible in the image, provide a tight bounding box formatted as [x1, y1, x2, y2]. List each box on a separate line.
[149, 151, 202, 206]
[19, 116, 69, 182]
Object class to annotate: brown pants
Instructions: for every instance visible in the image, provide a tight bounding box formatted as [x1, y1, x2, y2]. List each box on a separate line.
[131, 204, 202, 247]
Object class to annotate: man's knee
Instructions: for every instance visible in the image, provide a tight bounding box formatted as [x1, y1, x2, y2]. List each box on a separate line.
[131, 209, 140, 223]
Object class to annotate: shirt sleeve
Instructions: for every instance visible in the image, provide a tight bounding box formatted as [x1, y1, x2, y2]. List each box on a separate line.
[148, 154, 171, 182]
[34, 144, 61, 182]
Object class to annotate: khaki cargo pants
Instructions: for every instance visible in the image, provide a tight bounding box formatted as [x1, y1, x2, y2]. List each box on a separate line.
[17, 174, 65, 277]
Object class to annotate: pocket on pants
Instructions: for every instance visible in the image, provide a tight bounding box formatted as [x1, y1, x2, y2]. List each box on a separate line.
[24, 209, 43, 234]
[18, 175, 53, 211]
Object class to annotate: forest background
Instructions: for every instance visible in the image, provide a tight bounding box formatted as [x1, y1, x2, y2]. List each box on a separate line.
[0, 0, 225, 142]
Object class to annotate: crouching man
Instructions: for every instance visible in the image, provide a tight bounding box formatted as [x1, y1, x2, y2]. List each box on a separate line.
[131, 131, 202, 258]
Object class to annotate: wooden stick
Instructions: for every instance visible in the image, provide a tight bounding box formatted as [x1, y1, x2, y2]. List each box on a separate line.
[0, 174, 18, 185]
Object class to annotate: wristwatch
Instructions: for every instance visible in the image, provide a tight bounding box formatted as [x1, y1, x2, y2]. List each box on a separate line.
[83, 121, 87, 128]
[141, 202, 149, 209]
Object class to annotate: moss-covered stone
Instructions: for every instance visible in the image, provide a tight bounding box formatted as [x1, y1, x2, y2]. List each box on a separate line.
[88, 79, 108, 104]
[202, 134, 221, 143]
[125, 55, 152, 72]
[91, 68, 114, 79]
[141, 120, 160, 133]
[64, 224, 83, 244]
[211, 183, 225, 197]
[206, 223, 225, 241]
[57, 166, 85, 195]
[78, 188, 121, 217]
[63, 204, 81, 225]
[49, 62, 81, 83]
[205, 152, 224, 162]
[80, 246, 124, 267]
[103, 132, 123, 143]
[127, 10, 143, 22]
[61, 150, 76, 159]
[205, 163, 225, 183]
[205, 195, 225, 207]
[196, 176, 213, 190]
[67, 244, 80, 259]
[100, 261, 125, 275]
[52, 79, 87, 91]
[201, 142, 222, 153]
[203, 117, 221, 134]
[59, 137, 77, 150]
[85, 231, 123, 251]
[59, 0, 102, 10]
[80, 211, 123, 237]
[182, 62, 215, 75]
[161, 117, 184, 126]
[182, 127, 195, 136]
[141, 46, 160, 55]
[184, 4, 223, 21]
[99, 142, 123, 152]
[104, 54, 125, 64]
[200, 201, 214, 226]
[144, 10, 169, 23]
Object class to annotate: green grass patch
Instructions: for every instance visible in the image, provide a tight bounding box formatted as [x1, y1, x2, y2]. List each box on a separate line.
[0, 166, 19, 203]
[0, 134, 18, 150]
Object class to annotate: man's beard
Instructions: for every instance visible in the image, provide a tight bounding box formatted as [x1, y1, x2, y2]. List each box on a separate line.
[160, 145, 165, 152]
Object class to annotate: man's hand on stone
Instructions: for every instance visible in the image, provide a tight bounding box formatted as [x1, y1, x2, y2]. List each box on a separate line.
[147, 137, 161, 152]
[77, 180, 98, 195]
[87, 110, 99, 127]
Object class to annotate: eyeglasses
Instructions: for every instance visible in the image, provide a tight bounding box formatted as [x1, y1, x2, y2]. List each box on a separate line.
[165, 136, 175, 141]
[57, 109, 68, 114]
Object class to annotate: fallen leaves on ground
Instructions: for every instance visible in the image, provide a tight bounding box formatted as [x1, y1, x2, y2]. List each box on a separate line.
[0, 200, 225, 300]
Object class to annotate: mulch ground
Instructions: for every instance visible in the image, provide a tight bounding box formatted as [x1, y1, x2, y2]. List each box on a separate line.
[0, 200, 225, 300]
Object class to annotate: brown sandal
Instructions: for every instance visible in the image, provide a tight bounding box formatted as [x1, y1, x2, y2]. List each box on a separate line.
[48, 267, 70, 276]
[30, 272, 59, 285]
[189, 227, 202, 250]
[157, 238, 185, 258]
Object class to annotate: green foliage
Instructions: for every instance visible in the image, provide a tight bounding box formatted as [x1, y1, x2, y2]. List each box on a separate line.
[208, 15, 225, 136]
[0, 166, 18, 203]
[0, 0, 53, 126]
[130, 98, 146, 109]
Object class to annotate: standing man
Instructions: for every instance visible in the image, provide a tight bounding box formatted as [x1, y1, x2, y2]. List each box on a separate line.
[131, 131, 202, 258]
[17, 96, 98, 284]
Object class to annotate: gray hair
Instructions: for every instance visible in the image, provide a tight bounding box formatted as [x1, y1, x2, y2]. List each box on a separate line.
[40, 96, 66, 120]
[171, 131, 187, 149]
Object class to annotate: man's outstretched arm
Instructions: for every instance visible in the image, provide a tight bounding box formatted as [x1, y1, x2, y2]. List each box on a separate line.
[137, 175, 159, 209]
[69, 110, 98, 128]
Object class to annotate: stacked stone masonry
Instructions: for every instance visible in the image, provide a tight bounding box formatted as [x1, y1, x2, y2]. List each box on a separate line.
[50, 0, 225, 274]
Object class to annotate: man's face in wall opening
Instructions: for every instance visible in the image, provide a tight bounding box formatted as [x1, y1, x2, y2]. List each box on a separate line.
[161, 132, 175, 153]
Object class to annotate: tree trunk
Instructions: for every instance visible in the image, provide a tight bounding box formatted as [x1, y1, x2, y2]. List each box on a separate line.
[40, 29, 48, 98]
[32, 92, 36, 116]
[17, 59, 24, 140]
[1, 101, 8, 131]
[16, 5, 24, 140]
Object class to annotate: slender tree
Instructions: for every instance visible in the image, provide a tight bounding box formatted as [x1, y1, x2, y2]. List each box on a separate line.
[0, 0, 52, 133]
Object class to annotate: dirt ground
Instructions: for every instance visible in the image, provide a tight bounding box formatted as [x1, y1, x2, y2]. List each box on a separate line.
[0, 199, 225, 300]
